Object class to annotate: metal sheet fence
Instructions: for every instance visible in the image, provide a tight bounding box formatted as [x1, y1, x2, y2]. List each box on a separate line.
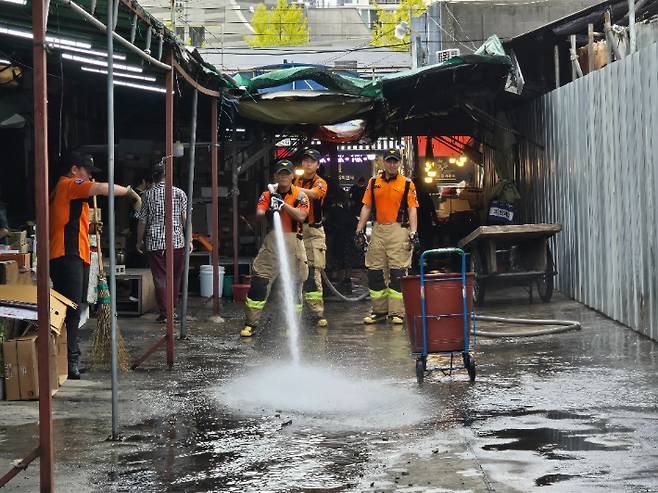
[514, 41, 658, 341]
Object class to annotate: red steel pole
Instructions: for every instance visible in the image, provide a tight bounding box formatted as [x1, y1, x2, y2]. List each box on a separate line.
[33, 0, 53, 489]
[210, 98, 220, 315]
[165, 53, 174, 368]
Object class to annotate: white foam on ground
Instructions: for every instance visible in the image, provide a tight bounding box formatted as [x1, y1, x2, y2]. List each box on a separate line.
[217, 363, 429, 430]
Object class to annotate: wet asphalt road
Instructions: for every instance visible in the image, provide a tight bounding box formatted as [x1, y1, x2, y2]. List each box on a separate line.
[1, 287, 657, 492]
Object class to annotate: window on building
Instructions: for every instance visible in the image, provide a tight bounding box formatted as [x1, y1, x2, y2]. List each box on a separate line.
[190, 27, 205, 47]
[175, 27, 185, 43]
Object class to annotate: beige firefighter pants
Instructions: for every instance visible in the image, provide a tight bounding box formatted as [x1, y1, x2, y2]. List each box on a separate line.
[301, 224, 326, 318]
[244, 231, 309, 327]
[365, 222, 412, 317]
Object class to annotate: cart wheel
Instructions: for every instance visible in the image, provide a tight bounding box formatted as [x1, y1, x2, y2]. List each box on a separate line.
[536, 247, 554, 302]
[467, 356, 476, 382]
[416, 358, 425, 384]
[471, 251, 487, 306]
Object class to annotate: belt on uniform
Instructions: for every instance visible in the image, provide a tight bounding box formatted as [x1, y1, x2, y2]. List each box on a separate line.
[375, 222, 410, 228]
[308, 222, 323, 229]
[297, 233, 303, 240]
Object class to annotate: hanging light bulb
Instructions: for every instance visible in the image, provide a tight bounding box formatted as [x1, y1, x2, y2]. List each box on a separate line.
[294, 168, 304, 176]
[449, 157, 457, 164]
[428, 170, 437, 178]
[424, 176, 433, 184]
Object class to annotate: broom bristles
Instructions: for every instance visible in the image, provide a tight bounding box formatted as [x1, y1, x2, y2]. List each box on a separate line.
[90, 277, 131, 371]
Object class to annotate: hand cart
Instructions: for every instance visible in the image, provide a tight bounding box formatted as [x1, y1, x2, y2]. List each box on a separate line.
[400, 248, 476, 384]
[458, 224, 561, 305]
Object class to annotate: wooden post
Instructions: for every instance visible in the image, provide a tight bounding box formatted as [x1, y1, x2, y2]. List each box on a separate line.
[165, 52, 174, 369]
[587, 23, 595, 74]
[554, 45, 560, 89]
[33, 0, 53, 488]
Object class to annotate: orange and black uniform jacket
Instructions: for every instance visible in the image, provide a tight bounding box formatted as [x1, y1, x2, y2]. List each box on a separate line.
[49, 176, 94, 264]
[362, 174, 419, 224]
[293, 174, 327, 226]
[257, 185, 309, 234]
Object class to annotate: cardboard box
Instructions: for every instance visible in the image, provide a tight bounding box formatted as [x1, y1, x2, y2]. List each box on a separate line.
[437, 198, 472, 219]
[0, 261, 18, 284]
[56, 325, 68, 386]
[7, 230, 26, 246]
[0, 253, 30, 270]
[0, 285, 76, 335]
[3, 333, 58, 400]
[2, 339, 19, 400]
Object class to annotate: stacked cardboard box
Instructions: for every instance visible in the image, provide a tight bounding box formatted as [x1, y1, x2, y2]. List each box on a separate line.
[0, 260, 18, 284]
[1, 285, 75, 400]
[7, 230, 28, 253]
[0, 253, 31, 270]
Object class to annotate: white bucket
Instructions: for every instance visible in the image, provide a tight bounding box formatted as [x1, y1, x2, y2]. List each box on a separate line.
[200, 265, 224, 298]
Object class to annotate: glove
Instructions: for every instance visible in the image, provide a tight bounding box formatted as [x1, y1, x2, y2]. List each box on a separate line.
[267, 183, 279, 195]
[269, 193, 285, 211]
[354, 230, 367, 248]
[409, 232, 420, 250]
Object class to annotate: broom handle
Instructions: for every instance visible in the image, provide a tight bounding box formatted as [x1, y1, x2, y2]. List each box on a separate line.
[93, 194, 104, 275]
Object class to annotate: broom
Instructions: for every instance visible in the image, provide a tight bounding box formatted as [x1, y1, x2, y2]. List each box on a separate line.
[89, 195, 131, 371]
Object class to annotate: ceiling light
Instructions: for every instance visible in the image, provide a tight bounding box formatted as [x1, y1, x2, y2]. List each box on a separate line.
[294, 168, 304, 177]
[113, 80, 167, 94]
[1, 0, 27, 5]
[449, 157, 457, 164]
[456, 160, 465, 167]
[0, 24, 91, 48]
[113, 79, 166, 94]
[427, 170, 437, 178]
[48, 43, 126, 60]
[81, 66, 156, 82]
[0, 59, 11, 65]
[424, 177, 433, 184]
[62, 53, 142, 73]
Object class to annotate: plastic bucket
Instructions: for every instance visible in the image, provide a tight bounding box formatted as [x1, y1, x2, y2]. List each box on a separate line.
[223, 275, 234, 298]
[232, 283, 250, 302]
[400, 273, 473, 353]
[199, 265, 224, 298]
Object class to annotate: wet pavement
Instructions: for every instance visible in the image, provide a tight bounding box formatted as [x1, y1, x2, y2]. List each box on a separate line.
[1, 286, 657, 492]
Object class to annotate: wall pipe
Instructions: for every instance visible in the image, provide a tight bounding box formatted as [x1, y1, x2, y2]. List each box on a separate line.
[180, 89, 198, 339]
[210, 98, 220, 315]
[56, 0, 172, 71]
[107, 0, 120, 440]
[34, 0, 54, 488]
[165, 51, 174, 368]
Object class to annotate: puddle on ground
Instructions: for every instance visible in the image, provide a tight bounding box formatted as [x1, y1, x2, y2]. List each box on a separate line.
[216, 363, 429, 430]
[535, 473, 577, 486]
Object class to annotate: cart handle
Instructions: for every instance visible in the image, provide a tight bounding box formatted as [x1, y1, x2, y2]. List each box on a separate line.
[418, 248, 469, 357]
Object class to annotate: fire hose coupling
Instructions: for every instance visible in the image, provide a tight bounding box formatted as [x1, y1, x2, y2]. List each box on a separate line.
[269, 194, 285, 211]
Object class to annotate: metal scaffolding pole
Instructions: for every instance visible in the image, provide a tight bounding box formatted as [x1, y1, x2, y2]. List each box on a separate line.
[107, 0, 119, 440]
[34, 0, 53, 488]
[165, 53, 174, 368]
[180, 89, 198, 339]
[210, 98, 220, 314]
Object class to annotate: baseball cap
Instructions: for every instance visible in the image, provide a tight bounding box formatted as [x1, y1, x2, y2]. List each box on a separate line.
[65, 151, 101, 173]
[274, 159, 294, 174]
[301, 148, 321, 162]
[383, 149, 402, 162]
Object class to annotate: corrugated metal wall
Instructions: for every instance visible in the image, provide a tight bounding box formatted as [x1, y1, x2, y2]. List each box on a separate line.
[514, 41, 658, 341]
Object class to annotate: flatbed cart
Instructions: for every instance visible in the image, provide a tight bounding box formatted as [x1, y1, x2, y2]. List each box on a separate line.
[401, 248, 476, 385]
[457, 224, 562, 305]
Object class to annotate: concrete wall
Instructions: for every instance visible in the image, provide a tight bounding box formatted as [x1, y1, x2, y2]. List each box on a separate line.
[513, 41, 658, 341]
[438, 0, 602, 53]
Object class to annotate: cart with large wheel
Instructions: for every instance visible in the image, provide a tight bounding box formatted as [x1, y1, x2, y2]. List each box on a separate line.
[457, 224, 561, 306]
[401, 248, 476, 384]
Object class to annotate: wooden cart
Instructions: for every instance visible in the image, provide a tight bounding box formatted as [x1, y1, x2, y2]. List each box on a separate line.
[457, 224, 562, 305]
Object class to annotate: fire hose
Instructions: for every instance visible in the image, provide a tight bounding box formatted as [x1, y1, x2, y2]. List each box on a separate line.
[321, 270, 369, 302]
[472, 315, 581, 338]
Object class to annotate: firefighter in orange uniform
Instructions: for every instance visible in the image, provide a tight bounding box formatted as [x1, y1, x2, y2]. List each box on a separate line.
[355, 149, 419, 324]
[293, 148, 329, 327]
[241, 160, 310, 337]
[49, 152, 140, 378]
